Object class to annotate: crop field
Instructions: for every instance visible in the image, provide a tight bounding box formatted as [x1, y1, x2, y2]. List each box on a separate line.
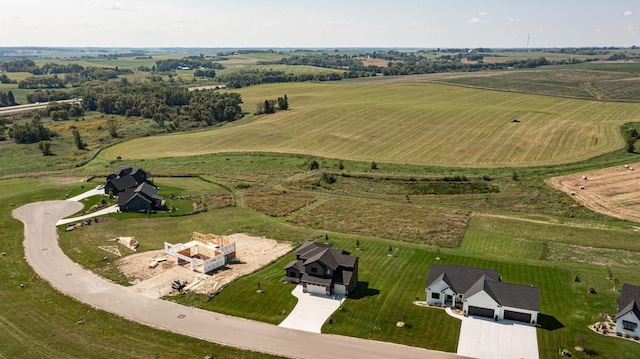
[551, 162, 640, 223]
[433, 68, 640, 101]
[99, 81, 640, 167]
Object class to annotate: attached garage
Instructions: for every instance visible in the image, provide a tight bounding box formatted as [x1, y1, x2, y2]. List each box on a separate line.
[504, 310, 531, 323]
[305, 283, 327, 295]
[468, 306, 494, 319]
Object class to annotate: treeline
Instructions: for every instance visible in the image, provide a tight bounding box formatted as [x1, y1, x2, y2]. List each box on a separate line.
[155, 58, 224, 72]
[18, 67, 132, 89]
[0, 91, 17, 107]
[27, 89, 78, 103]
[217, 68, 346, 88]
[46, 102, 85, 120]
[260, 52, 575, 78]
[0, 74, 17, 84]
[82, 83, 243, 129]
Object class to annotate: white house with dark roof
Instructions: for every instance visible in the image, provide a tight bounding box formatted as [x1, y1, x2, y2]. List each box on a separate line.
[426, 264, 540, 324]
[616, 283, 640, 336]
[285, 242, 358, 296]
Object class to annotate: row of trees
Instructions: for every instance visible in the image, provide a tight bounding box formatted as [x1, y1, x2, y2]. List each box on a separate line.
[26, 89, 77, 103]
[82, 83, 244, 129]
[155, 58, 224, 72]
[0, 91, 17, 107]
[217, 69, 345, 88]
[46, 102, 85, 121]
[0, 74, 17, 84]
[18, 67, 132, 90]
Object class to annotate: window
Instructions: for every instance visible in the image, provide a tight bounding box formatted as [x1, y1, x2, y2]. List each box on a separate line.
[431, 292, 440, 300]
[288, 271, 296, 277]
[623, 320, 638, 331]
[311, 267, 317, 273]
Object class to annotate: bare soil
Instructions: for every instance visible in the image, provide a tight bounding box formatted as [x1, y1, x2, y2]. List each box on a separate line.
[550, 163, 640, 223]
[117, 233, 293, 297]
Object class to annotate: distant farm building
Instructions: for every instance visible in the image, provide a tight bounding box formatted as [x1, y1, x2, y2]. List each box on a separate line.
[164, 232, 236, 273]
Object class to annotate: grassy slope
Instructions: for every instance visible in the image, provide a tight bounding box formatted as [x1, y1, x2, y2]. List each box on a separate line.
[97, 81, 640, 168]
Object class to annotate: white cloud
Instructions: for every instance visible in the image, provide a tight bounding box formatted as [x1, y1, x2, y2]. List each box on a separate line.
[469, 17, 482, 24]
[624, 10, 633, 16]
[477, 12, 487, 16]
[629, 25, 638, 34]
[106, 2, 125, 11]
[508, 17, 519, 23]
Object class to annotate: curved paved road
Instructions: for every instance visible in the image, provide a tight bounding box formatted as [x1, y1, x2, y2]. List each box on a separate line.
[13, 200, 463, 359]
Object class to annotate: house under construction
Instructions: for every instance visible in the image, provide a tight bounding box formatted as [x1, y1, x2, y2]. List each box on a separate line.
[164, 232, 236, 273]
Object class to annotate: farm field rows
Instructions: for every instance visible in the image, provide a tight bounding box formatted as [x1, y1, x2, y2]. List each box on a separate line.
[98, 82, 640, 168]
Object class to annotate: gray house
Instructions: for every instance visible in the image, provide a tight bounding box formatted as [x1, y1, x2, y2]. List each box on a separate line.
[285, 242, 358, 297]
[615, 283, 640, 336]
[426, 264, 539, 324]
[105, 167, 163, 212]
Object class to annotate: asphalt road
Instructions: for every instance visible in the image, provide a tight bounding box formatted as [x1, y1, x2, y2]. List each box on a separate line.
[12, 200, 464, 359]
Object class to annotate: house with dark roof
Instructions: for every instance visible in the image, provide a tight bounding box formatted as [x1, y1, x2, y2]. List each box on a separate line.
[615, 283, 640, 336]
[285, 242, 358, 296]
[118, 182, 164, 212]
[104, 167, 163, 212]
[426, 264, 539, 324]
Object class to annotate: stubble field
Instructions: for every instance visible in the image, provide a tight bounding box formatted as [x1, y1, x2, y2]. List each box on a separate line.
[98, 81, 640, 167]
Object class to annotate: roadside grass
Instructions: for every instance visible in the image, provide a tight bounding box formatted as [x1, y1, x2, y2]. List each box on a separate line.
[0, 178, 282, 359]
[97, 81, 640, 168]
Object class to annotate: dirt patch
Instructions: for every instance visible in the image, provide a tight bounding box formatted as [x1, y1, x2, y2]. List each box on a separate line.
[50, 177, 86, 184]
[117, 234, 293, 297]
[550, 163, 640, 223]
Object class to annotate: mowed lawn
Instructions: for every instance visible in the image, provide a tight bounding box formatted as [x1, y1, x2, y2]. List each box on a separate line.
[98, 82, 640, 167]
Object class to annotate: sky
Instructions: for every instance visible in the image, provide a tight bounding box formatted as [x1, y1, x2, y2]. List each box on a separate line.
[1, 0, 639, 48]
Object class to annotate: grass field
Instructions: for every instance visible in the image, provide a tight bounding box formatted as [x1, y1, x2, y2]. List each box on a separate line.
[97, 81, 640, 168]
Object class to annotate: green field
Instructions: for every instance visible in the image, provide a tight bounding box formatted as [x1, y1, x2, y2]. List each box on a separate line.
[97, 81, 640, 167]
[5, 51, 640, 359]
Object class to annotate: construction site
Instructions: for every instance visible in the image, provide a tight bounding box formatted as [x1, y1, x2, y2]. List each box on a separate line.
[117, 233, 293, 297]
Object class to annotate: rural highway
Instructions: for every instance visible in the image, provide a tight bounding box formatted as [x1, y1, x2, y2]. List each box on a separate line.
[13, 200, 463, 359]
[0, 99, 81, 116]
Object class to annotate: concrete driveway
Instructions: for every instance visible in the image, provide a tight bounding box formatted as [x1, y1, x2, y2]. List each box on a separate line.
[56, 188, 118, 226]
[455, 310, 538, 359]
[278, 285, 342, 333]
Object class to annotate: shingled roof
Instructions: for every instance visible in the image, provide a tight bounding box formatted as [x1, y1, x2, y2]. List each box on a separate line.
[427, 264, 539, 311]
[617, 283, 640, 320]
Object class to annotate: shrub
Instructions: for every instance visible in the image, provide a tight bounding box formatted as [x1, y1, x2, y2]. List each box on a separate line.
[308, 159, 319, 170]
[588, 287, 596, 294]
[482, 175, 492, 181]
[371, 161, 378, 170]
[573, 275, 580, 282]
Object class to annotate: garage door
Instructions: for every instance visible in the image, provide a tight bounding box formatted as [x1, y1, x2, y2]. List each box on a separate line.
[468, 306, 494, 319]
[504, 310, 531, 323]
[306, 283, 327, 295]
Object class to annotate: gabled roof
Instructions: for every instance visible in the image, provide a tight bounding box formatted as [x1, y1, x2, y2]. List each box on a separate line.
[485, 281, 539, 311]
[110, 175, 139, 192]
[617, 283, 640, 319]
[427, 264, 500, 293]
[285, 259, 304, 272]
[428, 264, 539, 311]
